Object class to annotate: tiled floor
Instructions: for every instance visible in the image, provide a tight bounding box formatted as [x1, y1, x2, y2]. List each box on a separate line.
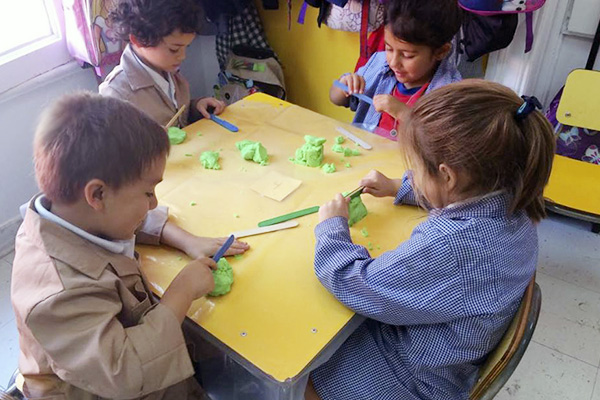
[0, 214, 599, 398]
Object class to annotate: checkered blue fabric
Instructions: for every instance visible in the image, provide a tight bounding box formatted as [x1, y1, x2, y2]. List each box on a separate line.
[311, 173, 537, 400]
[349, 51, 462, 131]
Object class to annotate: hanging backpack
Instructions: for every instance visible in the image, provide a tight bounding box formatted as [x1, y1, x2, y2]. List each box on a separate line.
[214, 45, 286, 105]
[458, 0, 546, 56]
[545, 15, 600, 165]
[460, 12, 518, 62]
[62, 0, 124, 78]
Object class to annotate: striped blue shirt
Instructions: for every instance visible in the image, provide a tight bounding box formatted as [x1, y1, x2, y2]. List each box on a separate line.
[311, 173, 537, 400]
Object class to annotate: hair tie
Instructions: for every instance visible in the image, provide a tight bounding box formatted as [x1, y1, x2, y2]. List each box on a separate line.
[515, 95, 542, 120]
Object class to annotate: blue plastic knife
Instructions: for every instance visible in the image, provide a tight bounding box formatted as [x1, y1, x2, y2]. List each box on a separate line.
[210, 114, 239, 132]
[333, 80, 374, 105]
[212, 234, 235, 263]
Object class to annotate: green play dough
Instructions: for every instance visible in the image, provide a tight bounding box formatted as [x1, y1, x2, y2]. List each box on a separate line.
[236, 140, 269, 165]
[335, 135, 345, 144]
[167, 127, 187, 144]
[200, 151, 221, 170]
[361, 227, 369, 237]
[348, 196, 368, 227]
[332, 144, 360, 157]
[343, 147, 361, 157]
[322, 163, 336, 174]
[208, 258, 233, 296]
[332, 144, 344, 153]
[291, 135, 326, 167]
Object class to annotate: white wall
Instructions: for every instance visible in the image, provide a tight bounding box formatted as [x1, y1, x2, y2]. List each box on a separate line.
[486, 0, 598, 106]
[0, 35, 218, 237]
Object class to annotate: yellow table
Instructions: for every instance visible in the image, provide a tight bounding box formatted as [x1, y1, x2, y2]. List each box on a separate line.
[137, 93, 426, 398]
[543, 69, 600, 231]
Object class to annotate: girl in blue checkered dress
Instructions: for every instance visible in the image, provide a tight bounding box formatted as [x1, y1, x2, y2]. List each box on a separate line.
[306, 80, 555, 400]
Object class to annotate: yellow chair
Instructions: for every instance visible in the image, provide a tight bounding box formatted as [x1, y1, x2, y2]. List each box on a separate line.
[544, 70, 600, 233]
[470, 277, 541, 400]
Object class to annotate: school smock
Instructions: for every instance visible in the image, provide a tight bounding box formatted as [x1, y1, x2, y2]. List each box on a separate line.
[349, 51, 462, 131]
[99, 44, 203, 127]
[10, 195, 205, 400]
[310, 173, 536, 400]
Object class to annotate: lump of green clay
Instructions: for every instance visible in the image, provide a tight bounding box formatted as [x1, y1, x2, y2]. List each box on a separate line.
[291, 135, 326, 167]
[209, 258, 233, 296]
[348, 196, 368, 227]
[343, 147, 361, 157]
[335, 135, 345, 144]
[236, 140, 269, 165]
[167, 127, 187, 145]
[361, 227, 369, 237]
[322, 163, 336, 174]
[200, 151, 221, 170]
[332, 144, 360, 157]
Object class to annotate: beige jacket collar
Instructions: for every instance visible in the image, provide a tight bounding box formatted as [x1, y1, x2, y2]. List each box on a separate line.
[24, 195, 142, 280]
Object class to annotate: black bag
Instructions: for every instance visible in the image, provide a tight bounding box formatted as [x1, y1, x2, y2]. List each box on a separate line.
[460, 12, 518, 62]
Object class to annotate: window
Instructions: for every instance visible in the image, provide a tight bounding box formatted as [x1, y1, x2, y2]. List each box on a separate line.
[0, 0, 72, 94]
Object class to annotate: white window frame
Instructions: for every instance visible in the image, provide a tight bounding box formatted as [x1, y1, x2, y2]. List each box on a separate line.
[0, 0, 73, 94]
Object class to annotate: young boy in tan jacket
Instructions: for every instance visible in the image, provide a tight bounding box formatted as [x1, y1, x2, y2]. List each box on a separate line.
[99, 0, 225, 128]
[11, 93, 219, 399]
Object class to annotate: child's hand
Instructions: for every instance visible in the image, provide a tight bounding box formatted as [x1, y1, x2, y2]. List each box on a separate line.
[339, 73, 366, 96]
[161, 257, 217, 322]
[359, 170, 403, 198]
[373, 94, 409, 121]
[319, 193, 351, 222]
[197, 97, 226, 119]
[179, 257, 218, 298]
[183, 236, 250, 260]
[160, 222, 249, 260]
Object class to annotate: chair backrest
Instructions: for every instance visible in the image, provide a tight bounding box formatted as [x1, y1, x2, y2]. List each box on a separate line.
[470, 276, 541, 400]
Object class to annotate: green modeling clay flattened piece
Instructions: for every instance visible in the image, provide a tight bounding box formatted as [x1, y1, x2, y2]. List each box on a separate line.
[332, 144, 344, 153]
[348, 196, 368, 227]
[361, 227, 369, 237]
[322, 163, 336, 174]
[368, 242, 374, 251]
[200, 151, 221, 170]
[292, 135, 327, 167]
[209, 258, 233, 296]
[167, 127, 187, 145]
[343, 147, 361, 157]
[236, 140, 269, 165]
[335, 135, 345, 144]
[345, 163, 352, 168]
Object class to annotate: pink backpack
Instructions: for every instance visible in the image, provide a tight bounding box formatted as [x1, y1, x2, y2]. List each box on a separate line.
[458, 0, 546, 53]
[62, 0, 124, 77]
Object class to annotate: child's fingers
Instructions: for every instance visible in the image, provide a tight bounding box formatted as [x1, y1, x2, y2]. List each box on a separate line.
[197, 103, 211, 119]
[357, 76, 366, 94]
[213, 99, 226, 114]
[192, 257, 217, 271]
[352, 75, 363, 94]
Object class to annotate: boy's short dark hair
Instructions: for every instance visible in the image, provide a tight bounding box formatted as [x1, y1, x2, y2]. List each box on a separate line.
[34, 92, 170, 204]
[108, 0, 200, 47]
[385, 0, 463, 49]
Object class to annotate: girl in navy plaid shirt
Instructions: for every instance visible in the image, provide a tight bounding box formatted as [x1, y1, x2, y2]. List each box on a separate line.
[307, 80, 555, 400]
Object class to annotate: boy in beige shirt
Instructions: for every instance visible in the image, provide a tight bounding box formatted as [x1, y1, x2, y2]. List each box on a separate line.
[11, 93, 220, 399]
[99, 0, 225, 128]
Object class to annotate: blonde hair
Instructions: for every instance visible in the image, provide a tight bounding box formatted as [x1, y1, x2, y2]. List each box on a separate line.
[400, 79, 555, 222]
